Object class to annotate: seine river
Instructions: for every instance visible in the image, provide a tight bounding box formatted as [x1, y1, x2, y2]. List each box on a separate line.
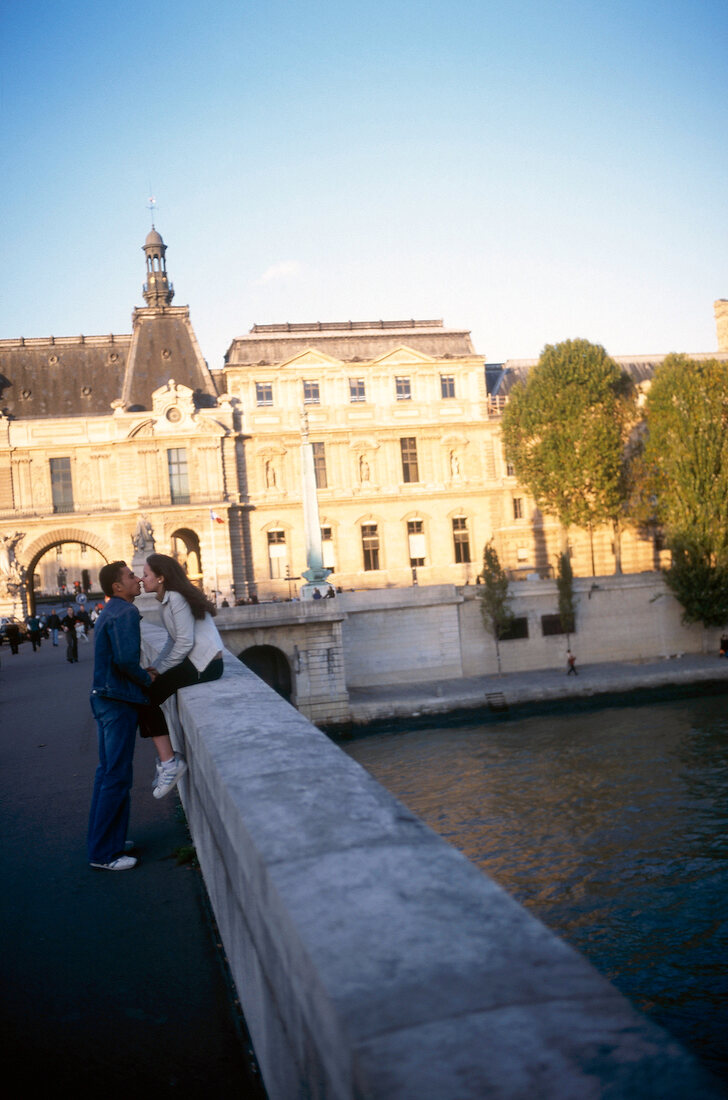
[340, 695, 728, 1083]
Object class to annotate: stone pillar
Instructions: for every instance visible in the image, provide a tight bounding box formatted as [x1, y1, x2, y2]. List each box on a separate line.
[715, 299, 728, 352]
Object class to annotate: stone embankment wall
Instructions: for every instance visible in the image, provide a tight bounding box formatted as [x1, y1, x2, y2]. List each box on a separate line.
[142, 622, 721, 1099]
[340, 573, 715, 687]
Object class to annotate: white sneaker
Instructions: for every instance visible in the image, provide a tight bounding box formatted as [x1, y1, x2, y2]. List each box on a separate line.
[153, 754, 188, 800]
[90, 855, 137, 871]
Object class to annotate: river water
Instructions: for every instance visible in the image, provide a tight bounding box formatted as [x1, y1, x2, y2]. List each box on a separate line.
[340, 695, 728, 1083]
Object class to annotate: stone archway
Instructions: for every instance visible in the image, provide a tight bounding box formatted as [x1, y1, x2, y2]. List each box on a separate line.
[238, 645, 292, 701]
[20, 527, 113, 614]
[171, 527, 202, 585]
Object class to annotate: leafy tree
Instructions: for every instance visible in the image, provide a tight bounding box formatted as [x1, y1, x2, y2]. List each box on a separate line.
[501, 339, 636, 574]
[478, 540, 513, 675]
[556, 551, 576, 643]
[641, 354, 728, 626]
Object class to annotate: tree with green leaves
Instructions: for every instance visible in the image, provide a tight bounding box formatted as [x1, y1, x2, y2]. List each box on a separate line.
[641, 354, 728, 627]
[501, 339, 636, 574]
[556, 550, 576, 644]
[478, 540, 513, 675]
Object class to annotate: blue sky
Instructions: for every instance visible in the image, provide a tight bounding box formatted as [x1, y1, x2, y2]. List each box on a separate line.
[1, 0, 726, 369]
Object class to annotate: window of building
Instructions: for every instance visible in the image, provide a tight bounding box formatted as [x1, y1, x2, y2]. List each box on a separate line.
[452, 516, 471, 563]
[440, 375, 455, 399]
[513, 497, 523, 520]
[400, 437, 419, 483]
[395, 377, 411, 401]
[312, 442, 327, 489]
[267, 528, 288, 579]
[349, 378, 366, 403]
[361, 524, 380, 571]
[499, 616, 529, 641]
[407, 519, 426, 567]
[303, 380, 320, 405]
[506, 460, 515, 477]
[167, 448, 190, 504]
[321, 526, 335, 569]
[50, 457, 73, 514]
[541, 612, 575, 637]
[255, 382, 273, 406]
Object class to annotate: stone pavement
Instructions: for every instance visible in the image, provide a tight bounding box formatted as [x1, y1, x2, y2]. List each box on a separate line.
[346, 652, 728, 726]
[0, 637, 265, 1098]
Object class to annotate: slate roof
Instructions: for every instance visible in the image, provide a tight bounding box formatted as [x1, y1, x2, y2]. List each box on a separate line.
[223, 319, 476, 367]
[0, 306, 218, 419]
[0, 335, 130, 418]
[486, 351, 728, 398]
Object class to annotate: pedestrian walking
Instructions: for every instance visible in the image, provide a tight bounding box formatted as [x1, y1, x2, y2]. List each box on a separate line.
[47, 610, 62, 646]
[567, 649, 578, 676]
[63, 607, 79, 663]
[26, 614, 42, 651]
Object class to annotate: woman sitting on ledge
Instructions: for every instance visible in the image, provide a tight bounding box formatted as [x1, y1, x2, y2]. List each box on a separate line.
[140, 553, 224, 798]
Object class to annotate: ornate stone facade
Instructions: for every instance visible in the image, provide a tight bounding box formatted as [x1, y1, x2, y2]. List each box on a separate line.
[0, 230, 239, 616]
[1, 228, 725, 614]
[217, 320, 511, 597]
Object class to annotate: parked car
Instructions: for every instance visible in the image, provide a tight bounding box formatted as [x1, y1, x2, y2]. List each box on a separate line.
[0, 617, 29, 646]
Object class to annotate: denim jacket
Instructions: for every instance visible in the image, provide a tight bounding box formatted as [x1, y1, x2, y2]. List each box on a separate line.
[90, 597, 152, 705]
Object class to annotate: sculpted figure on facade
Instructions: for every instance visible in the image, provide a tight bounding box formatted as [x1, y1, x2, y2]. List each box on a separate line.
[131, 514, 155, 554]
[0, 531, 25, 596]
[359, 454, 371, 483]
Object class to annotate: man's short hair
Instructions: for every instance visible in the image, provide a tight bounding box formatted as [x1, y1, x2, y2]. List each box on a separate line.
[99, 560, 128, 598]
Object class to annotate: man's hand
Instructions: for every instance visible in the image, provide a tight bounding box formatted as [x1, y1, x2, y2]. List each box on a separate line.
[146, 666, 159, 681]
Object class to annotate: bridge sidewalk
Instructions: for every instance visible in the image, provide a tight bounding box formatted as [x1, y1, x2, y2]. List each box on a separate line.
[0, 638, 264, 1098]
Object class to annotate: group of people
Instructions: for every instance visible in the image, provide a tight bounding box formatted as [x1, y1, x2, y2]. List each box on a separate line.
[3, 604, 101, 659]
[87, 554, 224, 871]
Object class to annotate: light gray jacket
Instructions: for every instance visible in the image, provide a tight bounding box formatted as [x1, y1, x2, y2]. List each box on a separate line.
[153, 589, 223, 675]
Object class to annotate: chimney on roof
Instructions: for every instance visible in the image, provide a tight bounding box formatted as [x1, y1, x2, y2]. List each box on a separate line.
[715, 299, 728, 353]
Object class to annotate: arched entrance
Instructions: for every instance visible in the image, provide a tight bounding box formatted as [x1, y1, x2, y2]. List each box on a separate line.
[20, 528, 112, 614]
[239, 645, 292, 701]
[171, 528, 202, 586]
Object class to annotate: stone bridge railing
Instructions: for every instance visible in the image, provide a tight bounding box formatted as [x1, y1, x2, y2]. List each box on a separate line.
[141, 623, 720, 1099]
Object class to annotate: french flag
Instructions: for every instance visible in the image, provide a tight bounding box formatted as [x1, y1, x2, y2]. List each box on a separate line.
[210, 510, 225, 524]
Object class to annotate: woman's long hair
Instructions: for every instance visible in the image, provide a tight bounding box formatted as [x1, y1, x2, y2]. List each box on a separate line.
[146, 553, 217, 620]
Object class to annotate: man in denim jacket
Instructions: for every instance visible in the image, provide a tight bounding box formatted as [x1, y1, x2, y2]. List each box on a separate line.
[87, 561, 155, 870]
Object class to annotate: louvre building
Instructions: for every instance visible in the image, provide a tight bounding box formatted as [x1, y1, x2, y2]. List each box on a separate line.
[1, 229, 726, 614]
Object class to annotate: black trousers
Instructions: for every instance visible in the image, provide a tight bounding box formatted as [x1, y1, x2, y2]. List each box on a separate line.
[138, 656, 224, 740]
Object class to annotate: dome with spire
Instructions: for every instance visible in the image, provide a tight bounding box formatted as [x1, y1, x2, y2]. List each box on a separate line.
[145, 227, 164, 248]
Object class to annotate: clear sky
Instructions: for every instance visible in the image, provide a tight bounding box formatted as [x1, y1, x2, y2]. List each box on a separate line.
[1, 0, 726, 370]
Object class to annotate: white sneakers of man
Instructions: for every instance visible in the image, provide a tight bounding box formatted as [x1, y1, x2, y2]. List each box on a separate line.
[153, 753, 188, 800]
[90, 854, 138, 871]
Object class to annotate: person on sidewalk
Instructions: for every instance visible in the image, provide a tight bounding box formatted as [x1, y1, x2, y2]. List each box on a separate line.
[139, 553, 224, 799]
[87, 561, 155, 871]
[4, 620, 21, 654]
[567, 649, 578, 676]
[26, 613, 42, 651]
[63, 607, 79, 663]
[46, 609, 62, 646]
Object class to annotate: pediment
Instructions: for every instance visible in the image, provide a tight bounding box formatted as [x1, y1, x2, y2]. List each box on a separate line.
[370, 345, 437, 367]
[279, 348, 341, 369]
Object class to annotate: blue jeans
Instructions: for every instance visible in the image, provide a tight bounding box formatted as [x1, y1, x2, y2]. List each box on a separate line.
[87, 696, 139, 863]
